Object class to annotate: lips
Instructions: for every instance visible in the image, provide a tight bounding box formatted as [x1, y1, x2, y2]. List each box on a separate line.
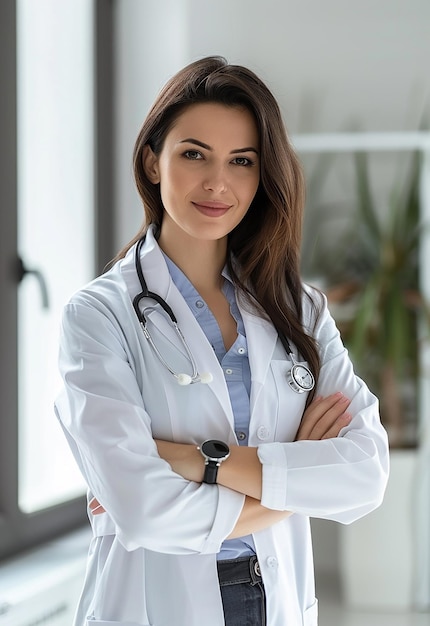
[192, 201, 231, 217]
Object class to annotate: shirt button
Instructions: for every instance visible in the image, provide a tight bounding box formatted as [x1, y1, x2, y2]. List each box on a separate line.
[237, 347, 246, 355]
[266, 556, 278, 569]
[225, 368, 233, 375]
[257, 426, 270, 440]
[195, 300, 205, 308]
[237, 431, 247, 441]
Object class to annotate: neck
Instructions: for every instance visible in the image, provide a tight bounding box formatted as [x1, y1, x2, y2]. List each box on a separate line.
[158, 226, 228, 292]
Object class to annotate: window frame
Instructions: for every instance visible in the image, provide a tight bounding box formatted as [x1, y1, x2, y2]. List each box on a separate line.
[0, 0, 114, 561]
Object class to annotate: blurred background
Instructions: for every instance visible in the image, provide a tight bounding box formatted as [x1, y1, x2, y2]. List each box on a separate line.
[1, 1, 429, 624]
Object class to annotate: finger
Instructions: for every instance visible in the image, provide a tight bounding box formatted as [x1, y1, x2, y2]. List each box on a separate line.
[297, 393, 350, 440]
[321, 412, 352, 439]
[89, 497, 106, 515]
[89, 496, 99, 510]
[307, 395, 351, 440]
[297, 393, 349, 440]
[295, 396, 328, 439]
[91, 504, 106, 515]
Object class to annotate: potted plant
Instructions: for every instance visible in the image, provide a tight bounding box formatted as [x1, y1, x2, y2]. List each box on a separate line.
[302, 147, 430, 609]
[330, 151, 428, 447]
[303, 149, 429, 448]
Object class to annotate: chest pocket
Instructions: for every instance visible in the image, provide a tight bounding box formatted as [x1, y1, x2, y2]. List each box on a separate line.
[269, 359, 308, 442]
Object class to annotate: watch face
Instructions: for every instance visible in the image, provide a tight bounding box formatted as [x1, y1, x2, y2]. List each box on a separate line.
[291, 364, 314, 391]
[201, 440, 230, 460]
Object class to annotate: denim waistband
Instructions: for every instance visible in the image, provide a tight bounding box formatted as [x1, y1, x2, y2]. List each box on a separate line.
[217, 555, 262, 587]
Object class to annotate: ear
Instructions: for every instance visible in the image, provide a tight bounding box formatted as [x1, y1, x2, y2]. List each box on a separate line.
[142, 145, 160, 184]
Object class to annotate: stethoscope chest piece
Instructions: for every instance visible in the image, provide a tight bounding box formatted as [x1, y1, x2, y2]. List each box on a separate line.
[279, 334, 315, 394]
[287, 361, 315, 393]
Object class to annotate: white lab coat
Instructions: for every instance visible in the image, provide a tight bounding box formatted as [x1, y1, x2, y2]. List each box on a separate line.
[55, 225, 389, 626]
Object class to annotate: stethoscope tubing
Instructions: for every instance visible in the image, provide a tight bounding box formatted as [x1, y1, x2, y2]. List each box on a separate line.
[132, 235, 314, 391]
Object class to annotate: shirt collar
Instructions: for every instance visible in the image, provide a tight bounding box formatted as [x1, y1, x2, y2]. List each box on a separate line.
[162, 252, 233, 288]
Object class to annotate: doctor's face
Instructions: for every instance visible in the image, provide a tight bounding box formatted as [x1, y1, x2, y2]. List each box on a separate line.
[144, 102, 260, 244]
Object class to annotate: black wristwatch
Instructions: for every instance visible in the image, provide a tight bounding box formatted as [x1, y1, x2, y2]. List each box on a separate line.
[198, 440, 230, 484]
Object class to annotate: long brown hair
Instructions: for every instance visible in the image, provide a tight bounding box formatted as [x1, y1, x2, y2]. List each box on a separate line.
[114, 56, 321, 395]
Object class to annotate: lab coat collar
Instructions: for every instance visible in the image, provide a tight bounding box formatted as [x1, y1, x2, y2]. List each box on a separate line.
[120, 226, 280, 431]
[120, 228, 236, 433]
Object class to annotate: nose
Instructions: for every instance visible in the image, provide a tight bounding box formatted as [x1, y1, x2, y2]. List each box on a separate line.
[202, 164, 228, 193]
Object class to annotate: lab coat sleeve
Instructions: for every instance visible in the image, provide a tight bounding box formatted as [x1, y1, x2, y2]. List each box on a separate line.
[257, 290, 390, 523]
[56, 299, 244, 554]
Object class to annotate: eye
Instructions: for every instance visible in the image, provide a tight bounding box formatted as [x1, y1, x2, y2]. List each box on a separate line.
[183, 150, 203, 160]
[232, 156, 254, 167]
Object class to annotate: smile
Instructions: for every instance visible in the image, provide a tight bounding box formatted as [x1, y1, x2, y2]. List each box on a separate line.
[192, 201, 232, 217]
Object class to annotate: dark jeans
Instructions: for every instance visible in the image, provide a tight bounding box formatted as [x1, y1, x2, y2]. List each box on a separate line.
[217, 556, 266, 626]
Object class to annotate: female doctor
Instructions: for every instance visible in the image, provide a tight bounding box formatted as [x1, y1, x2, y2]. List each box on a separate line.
[55, 56, 389, 626]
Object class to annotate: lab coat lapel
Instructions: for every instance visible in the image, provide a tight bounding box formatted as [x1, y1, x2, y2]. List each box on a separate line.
[123, 230, 235, 432]
[166, 289, 236, 432]
[240, 302, 279, 413]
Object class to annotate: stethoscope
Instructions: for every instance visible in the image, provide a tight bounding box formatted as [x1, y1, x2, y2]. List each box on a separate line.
[133, 236, 315, 393]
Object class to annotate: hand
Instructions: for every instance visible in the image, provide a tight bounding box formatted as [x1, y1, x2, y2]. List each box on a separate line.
[295, 392, 352, 441]
[89, 496, 105, 515]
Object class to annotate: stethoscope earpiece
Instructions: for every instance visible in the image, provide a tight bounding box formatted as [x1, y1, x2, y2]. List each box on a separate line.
[176, 373, 192, 386]
[176, 372, 213, 385]
[198, 372, 213, 384]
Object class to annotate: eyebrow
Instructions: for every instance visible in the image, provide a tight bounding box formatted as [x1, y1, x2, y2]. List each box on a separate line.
[179, 138, 259, 155]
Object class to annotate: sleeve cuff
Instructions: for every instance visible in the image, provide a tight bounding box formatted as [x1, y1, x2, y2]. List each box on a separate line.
[257, 442, 288, 510]
[200, 485, 245, 554]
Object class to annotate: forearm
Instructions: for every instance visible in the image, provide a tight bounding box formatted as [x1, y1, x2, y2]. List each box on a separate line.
[154, 392, 352, 506]
[155, 440, 262, 499]
[228, 496, 292, 538]
[154, 442, 291, 536]
[90, 393, 353, 540]
[218, 445, 262, 500]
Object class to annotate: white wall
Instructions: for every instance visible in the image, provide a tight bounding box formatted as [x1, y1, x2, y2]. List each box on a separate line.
[114, 0, 189, 246]
[187, 0, 430, 133]
[114, 0, 430, 575]
[115, 0, 429, 249]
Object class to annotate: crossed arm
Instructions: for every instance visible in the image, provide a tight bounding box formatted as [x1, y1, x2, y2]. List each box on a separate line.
[90, 392, 351, 538]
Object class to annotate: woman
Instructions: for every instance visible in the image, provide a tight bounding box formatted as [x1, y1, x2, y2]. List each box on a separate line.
[55, 56, 389, 626]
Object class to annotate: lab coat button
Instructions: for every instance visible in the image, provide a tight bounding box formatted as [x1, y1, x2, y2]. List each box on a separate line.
[266, 556, 278, 569]
[257, 426, 270, 440]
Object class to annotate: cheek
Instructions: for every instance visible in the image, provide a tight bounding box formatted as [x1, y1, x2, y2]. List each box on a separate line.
[159, 164, 188, 203]
[243, 175, 260, 204]
[165, 160, 196, 188]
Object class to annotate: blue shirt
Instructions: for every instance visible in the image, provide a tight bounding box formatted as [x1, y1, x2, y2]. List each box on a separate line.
[164, 254, 256, 560]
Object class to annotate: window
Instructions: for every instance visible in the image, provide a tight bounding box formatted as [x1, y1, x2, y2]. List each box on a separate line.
[0, 0, 113, 560]
[17, 0, 94, 513]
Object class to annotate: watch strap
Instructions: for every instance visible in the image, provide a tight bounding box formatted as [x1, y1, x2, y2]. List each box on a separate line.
[202, 461, 219, 484]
